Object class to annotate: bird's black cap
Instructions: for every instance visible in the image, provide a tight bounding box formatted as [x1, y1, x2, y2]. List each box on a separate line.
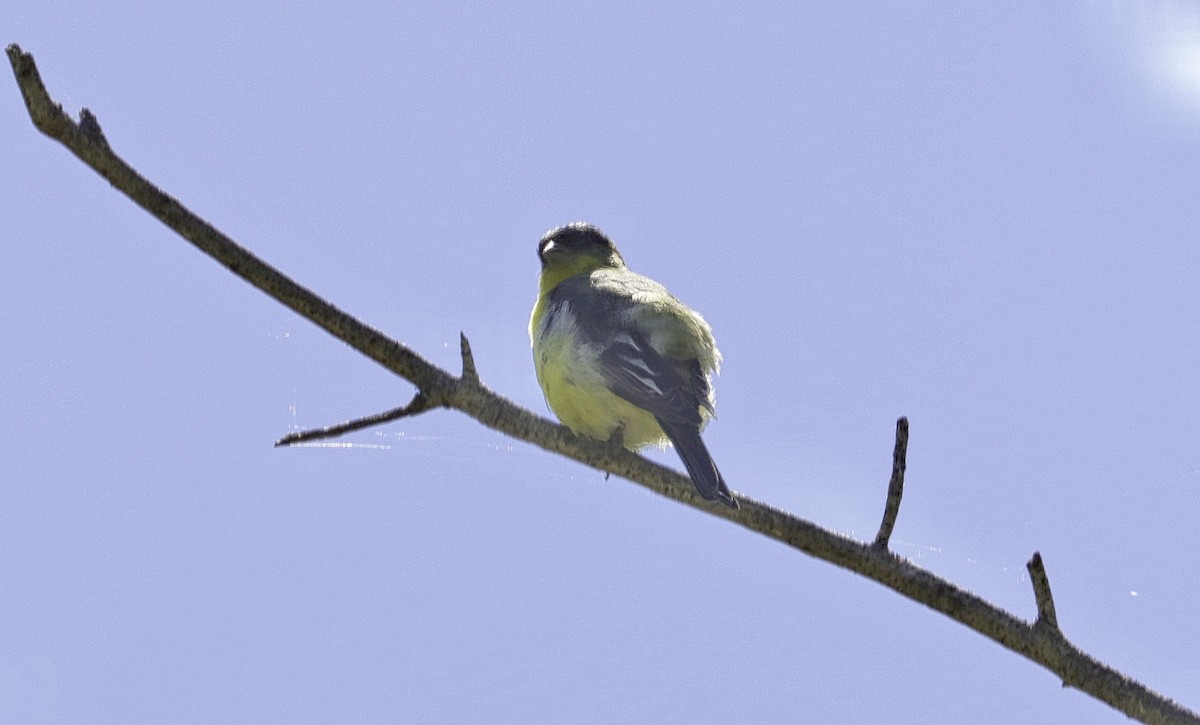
[538, 222, 621, 266]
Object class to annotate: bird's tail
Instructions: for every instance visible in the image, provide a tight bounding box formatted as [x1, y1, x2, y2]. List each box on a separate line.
[658, 419, 738, 509]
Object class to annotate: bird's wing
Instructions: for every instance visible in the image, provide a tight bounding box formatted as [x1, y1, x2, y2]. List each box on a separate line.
[597, 328, 706, 426]
[547, 274, 735, 507]
[549, 274, 708, 425]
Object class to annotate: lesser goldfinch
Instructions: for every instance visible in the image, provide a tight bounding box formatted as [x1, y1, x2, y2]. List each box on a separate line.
[529, 222, 737, 509]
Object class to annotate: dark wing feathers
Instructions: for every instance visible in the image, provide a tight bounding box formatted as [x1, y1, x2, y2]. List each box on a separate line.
[547, 274, 736, 508]
[598, 330, 703, 426]
[548, 275, 708, 424]
[602, 335, 734, 507]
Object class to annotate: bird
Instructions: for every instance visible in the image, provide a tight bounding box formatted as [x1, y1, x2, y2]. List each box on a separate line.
[529, 222, 737, 508]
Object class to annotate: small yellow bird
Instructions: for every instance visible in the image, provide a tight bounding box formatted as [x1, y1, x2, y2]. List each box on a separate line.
[529, 222, 737, 508]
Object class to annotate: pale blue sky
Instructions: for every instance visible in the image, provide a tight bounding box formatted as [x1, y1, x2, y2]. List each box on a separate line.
[4, 3, 1198, 723]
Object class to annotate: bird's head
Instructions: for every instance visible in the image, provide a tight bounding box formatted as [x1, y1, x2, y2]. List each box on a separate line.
[537, 222, 626, 291]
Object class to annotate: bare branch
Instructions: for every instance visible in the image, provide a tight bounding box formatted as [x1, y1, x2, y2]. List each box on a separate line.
[459, 332, 479, 386]
[6, 44, 454, 399]
[873, 416, 909, 549]
[271, 333, 479, 447]
[1027, 552, 1061, 633]
[9, 45, 1197, 725]
[274, 393, 435, 447]
[79, 108, 110, 147]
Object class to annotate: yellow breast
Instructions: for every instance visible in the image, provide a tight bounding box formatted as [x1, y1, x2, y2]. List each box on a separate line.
[532, 316, 667, 449]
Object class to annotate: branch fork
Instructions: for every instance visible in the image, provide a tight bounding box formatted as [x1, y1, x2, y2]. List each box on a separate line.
[274, 332, 482, 447]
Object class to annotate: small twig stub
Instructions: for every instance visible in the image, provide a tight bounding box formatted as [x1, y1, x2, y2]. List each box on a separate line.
[873, 416, 909, 549]
[1026, 551, 1060, 633]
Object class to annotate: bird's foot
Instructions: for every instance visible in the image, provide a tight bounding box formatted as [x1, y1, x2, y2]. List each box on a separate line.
[603, 427, 627, 480]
